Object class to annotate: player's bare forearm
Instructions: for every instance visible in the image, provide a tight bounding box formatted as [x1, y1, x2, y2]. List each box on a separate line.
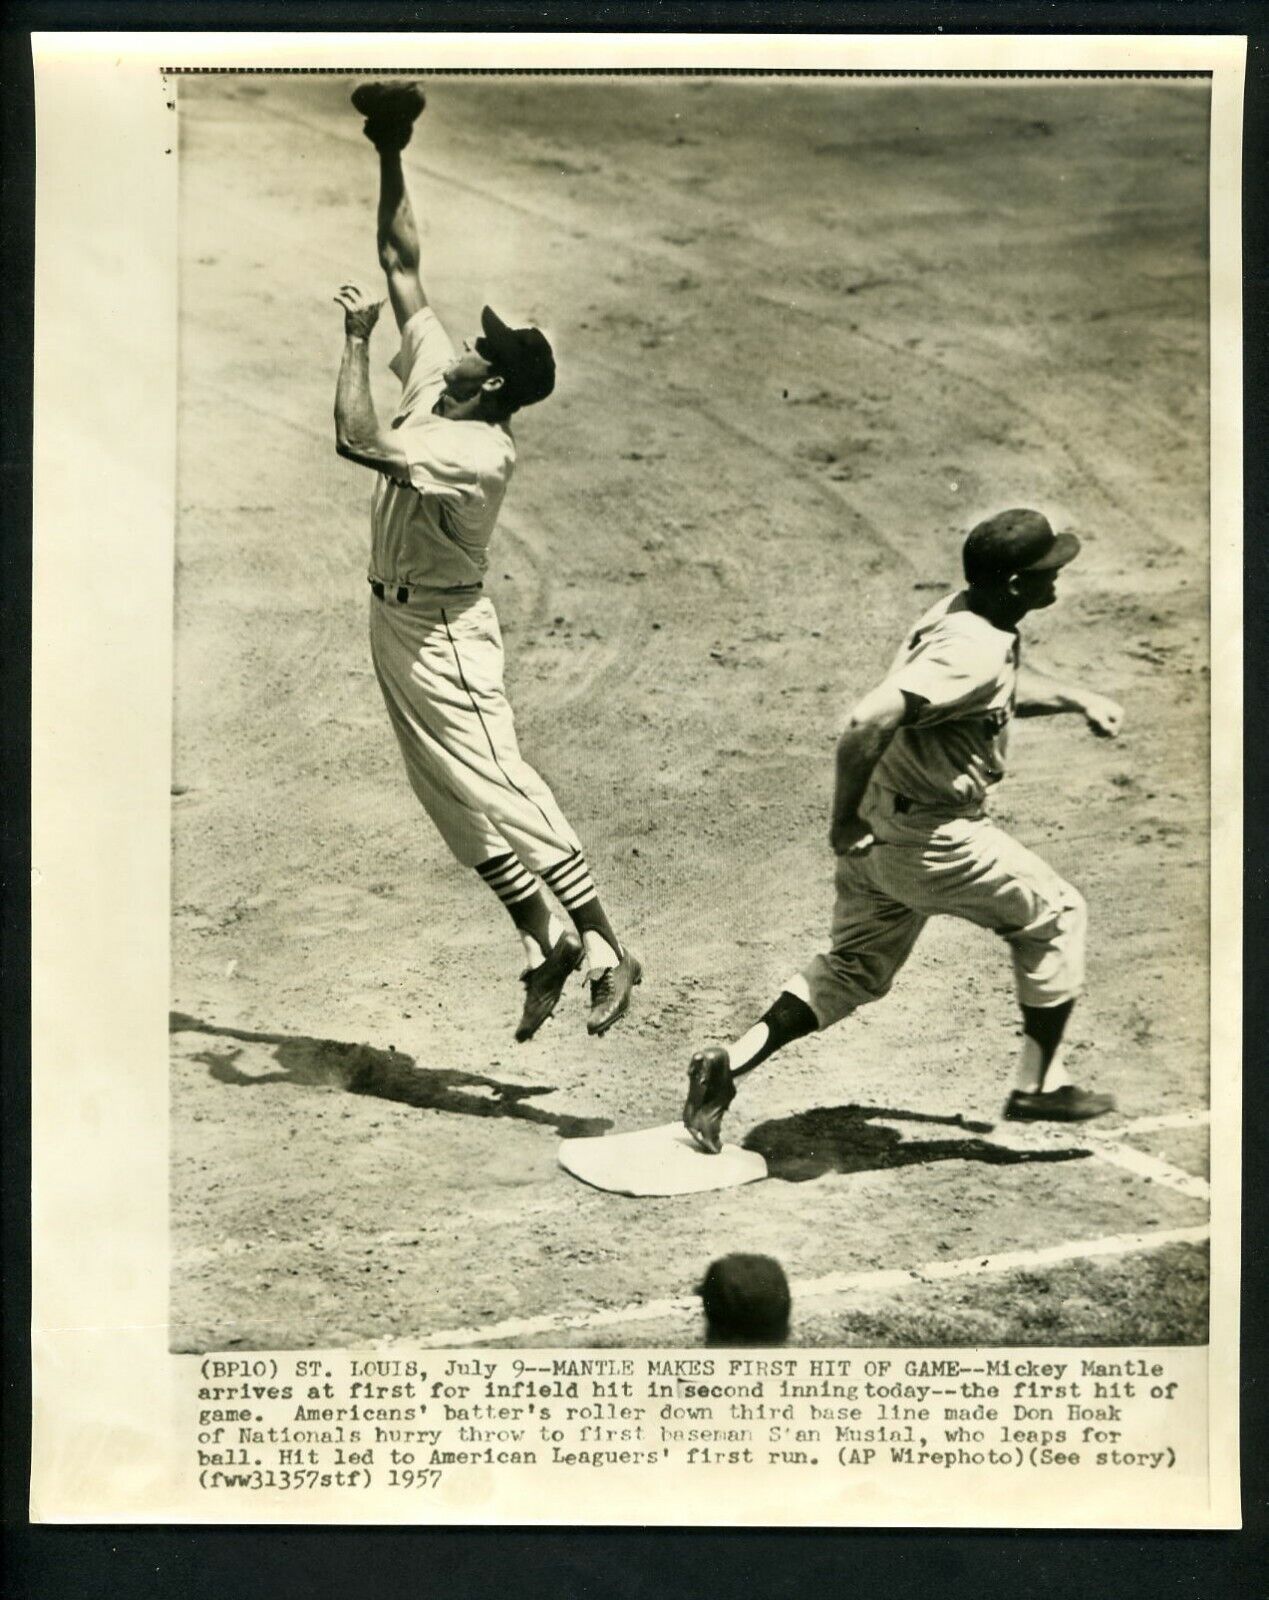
[376, 148, 428, 328]
[334, 337, 410, 479]
[377, 149, 420, 265]
[333, 287, 411, 480]
[1015, 662, 1083, 714]
[829, 684, 906, 852]
[334, 333, 377, 449]
[830, 729, 889, 851]
[1016, 664, 1124, 737]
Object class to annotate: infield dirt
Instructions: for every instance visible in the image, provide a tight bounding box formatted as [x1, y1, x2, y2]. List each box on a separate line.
[170, 74, 1211, 1350]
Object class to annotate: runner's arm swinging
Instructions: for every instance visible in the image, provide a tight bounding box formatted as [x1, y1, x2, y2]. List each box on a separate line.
[828, 682, 909, 855]
[1015, 662, 1124, 737]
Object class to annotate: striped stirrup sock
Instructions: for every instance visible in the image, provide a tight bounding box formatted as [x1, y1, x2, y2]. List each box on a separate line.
[539, 850, 598, 912]
[475, 852, 541, 908]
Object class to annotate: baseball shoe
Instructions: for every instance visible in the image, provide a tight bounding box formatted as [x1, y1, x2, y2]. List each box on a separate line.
[515, 930, 584, 1043]
[1003, 1084, 1116, 1122]
[683, 1047, 736, 1155]
[586, 948, 642, 1036]
[351, 80, 427, 150]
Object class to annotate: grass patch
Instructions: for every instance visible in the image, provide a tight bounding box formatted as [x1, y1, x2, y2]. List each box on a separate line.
[797, 1241, 1208, 1347]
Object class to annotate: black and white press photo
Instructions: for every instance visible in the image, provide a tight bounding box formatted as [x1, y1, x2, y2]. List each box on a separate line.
[168, 68, 1214, 1350]
[29, 33, 1243, 1528]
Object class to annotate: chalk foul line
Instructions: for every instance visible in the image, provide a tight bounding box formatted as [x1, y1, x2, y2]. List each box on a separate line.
[979, 1108, 1210, 1202]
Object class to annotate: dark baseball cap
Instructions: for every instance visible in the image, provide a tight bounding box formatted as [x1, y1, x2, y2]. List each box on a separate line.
[476, 306, 556, 411]
[698, 1254, 791, 1344]
[962, 508, 1081, 584]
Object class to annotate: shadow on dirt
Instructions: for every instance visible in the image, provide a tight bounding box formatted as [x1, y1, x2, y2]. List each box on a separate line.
[743, 1104, 1090, 1184]
[170, 1012, 612, 1138]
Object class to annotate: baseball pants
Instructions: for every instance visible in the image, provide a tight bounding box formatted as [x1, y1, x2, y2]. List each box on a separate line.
[801, 810, 1087, 1028]
[370, 591, 583, 871]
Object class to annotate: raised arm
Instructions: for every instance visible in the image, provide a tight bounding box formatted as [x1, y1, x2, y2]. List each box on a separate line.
[333, 285, 410, 480]
[828, 681, 908, 854]
[376, 148, 428, 332]
[1015, 661, 1124, 737]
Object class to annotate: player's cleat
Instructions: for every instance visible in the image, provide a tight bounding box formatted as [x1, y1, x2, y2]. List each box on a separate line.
[351, 80, 427, 150]
[515, 930, 584, 1043]
[586, 948, 642, 1036]
[683, 1047, 737, 1154]
[1002, 1084, 1116, 1122]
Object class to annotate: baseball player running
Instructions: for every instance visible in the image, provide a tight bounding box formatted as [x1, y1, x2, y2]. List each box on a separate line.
[333, 81, 640, 1041]
[684, 509, 1124, 1153]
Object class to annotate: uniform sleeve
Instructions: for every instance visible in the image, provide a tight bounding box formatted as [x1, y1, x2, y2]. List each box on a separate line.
[388, 308, 454, 419]
[397, 422, 484, 505]
[888, 629, 1004, 724]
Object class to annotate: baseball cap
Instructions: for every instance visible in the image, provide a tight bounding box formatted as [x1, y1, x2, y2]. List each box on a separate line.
[475, 306, 556, 411]
[698, 1254, 791, 1345]
[962, 508, 1081, 585]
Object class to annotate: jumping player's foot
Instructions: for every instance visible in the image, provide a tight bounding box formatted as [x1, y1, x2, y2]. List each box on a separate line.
[1003, 1084, 1116, 1123]
[683, 1047, 737, 1154]
[515, 930, 584, 1043]
[586, 948, 642, 1036]
[351, 79, 427, 150]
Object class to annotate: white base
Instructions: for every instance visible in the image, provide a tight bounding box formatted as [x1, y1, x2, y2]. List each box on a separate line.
[558, 1121, 768, 1196]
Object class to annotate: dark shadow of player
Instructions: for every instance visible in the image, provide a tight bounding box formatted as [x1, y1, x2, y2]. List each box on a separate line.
[743, 1103, 1090, 1183]
[170, 1011, 612, 1138]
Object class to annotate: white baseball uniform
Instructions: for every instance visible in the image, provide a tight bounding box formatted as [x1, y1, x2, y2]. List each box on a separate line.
[366, 307, 583, 871]
[802, 591, 1087, 1026]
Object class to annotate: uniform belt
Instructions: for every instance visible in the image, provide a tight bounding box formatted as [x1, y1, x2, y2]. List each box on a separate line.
[368, 578, 483, 604]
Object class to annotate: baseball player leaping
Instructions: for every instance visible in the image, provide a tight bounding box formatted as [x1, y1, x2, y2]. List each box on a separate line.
[684, 509, 1124, 1153]
[333, 81, 640, 1041]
